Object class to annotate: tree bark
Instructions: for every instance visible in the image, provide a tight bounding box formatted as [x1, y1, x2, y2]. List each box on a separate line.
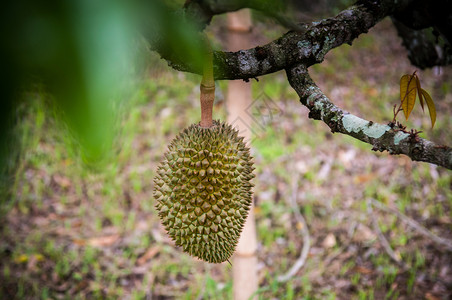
[392, 18, 452, 69]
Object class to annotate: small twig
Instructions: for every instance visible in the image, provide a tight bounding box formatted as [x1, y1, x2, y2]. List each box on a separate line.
[366, 198, 405, 266]
[200, 35, 215, 128]
[277, 172, 311, 282]
[369, 198, 452, 251]
[391, 104, 398, 123]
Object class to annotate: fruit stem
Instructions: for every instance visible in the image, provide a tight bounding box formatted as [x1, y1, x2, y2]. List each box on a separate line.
[200, 35, 215, 128]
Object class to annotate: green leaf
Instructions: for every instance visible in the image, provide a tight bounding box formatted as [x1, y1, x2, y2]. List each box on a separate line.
[421, 88, 436, 127]
[415, 76, 425, 112]
[400, 74, 417, 120]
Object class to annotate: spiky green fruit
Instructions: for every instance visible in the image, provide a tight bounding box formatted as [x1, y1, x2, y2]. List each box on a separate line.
[153, 120, 254, 263]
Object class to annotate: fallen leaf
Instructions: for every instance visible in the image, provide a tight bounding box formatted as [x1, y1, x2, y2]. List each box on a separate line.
[295, 160, 308, 174]
[367, 87, 378, 97]
[353, 224, 376, 242]
[296, 222, 304, 230]
[73, 239, 87, 246]
[86, 234, 120, 247]
[34, 254, 44, 261]
[61, 158, 73, 167]
[14, 254, 29, 264]
[71, 220, 83, 228]
[137, 246, 161, 265]
[322, 233, 336, 248]
[338, 148, 356, 167]
[353, 173, 376, 184]
[438, 216, 451, 224]
[14, 253, 45, 266]
[354, 266, 373, 275]
[27, 254, 45, 271]
[425, 293, 441, 300]
[53, 174, 72, 189]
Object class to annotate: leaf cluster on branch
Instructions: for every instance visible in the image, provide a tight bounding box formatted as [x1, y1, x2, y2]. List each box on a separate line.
[150, 0, 452, 170]
[396, 71, 436, 127]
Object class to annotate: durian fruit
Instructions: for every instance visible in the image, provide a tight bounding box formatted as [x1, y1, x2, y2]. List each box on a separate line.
[153, 120, 254, 263]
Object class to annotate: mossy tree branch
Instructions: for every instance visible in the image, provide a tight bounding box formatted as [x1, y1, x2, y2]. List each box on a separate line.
[286, 65, 452, 170]
[160, 0, 414, 79]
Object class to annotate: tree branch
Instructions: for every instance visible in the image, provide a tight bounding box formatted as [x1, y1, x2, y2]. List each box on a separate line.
[180, 0, 452, 73]
[286, 64, 452, 170]
[391, 18, 452, 69]
[160, 0, 414, 80]
[183, 0, 299, 30]
[183, 0, 248, 29]
[277, 171, 310, 282]
[366, 198, 404, 265]
[370, 198, 452, 251]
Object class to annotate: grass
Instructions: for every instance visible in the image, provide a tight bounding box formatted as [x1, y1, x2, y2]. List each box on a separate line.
[1, 19, 452, 299]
